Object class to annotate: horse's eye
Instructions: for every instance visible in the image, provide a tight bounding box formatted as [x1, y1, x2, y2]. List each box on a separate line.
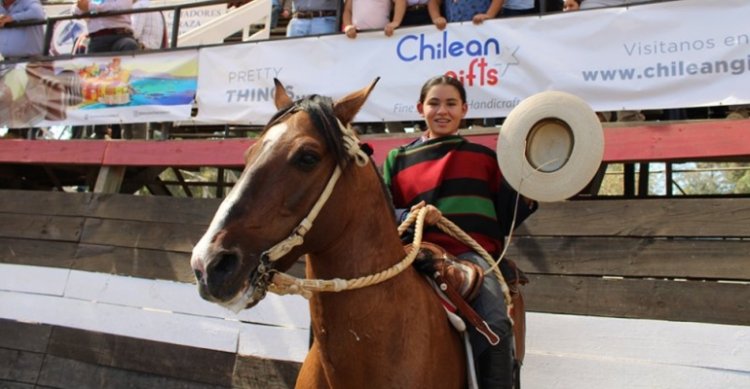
[293, 150, 320, 171]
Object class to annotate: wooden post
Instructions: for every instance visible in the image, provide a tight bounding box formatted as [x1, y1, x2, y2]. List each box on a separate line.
[93, 166, 126, 193]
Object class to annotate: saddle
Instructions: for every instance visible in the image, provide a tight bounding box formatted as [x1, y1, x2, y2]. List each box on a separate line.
[406, 241, 529, 364]
[408, 241, 485, 301]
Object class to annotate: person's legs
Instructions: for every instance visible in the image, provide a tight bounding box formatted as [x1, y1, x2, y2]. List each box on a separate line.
[271, 0, 281, 28]
[88, 34, 139, 53]
[401, 8, 431, 26]
[477, 334, 515, 389]
[458, 252, 514, 389]
[87, 35, 118, 53]
[112, 36, 139, 52]
[286, 18, 311, 37]
[502, 8, 536, 16]
[308, 16, 338, 35]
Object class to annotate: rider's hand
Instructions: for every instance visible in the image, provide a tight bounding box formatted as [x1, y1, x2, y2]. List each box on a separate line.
[411, 201, 442, 226]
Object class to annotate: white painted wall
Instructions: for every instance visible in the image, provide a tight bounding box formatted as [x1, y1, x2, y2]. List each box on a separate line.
[1, 263, 748, 387]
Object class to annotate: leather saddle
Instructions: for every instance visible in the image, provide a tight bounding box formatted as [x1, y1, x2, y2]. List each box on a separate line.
[405, 241, 529, 364]
[406, 241, 485, 301]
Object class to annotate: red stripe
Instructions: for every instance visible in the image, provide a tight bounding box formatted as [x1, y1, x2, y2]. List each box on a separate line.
[392, 149, 498, 205]
[424, 231, 501, 257]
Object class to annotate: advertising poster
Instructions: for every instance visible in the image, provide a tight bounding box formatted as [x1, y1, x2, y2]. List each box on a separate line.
[0, 50, 198, 128]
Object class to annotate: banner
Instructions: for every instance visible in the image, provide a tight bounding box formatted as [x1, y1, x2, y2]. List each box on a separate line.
[0, 50, 198, 128]
[195, 0, 750, 124]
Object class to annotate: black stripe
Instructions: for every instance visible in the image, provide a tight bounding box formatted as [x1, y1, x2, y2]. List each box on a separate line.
[438, 178, 493, 198]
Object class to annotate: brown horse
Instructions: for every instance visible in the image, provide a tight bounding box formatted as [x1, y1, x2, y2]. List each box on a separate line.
[190, 79, 465, 388]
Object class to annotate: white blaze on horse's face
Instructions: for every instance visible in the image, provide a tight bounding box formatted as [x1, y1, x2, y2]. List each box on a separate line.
[190, 121, 289, 311]
[259, 121, 288, 156]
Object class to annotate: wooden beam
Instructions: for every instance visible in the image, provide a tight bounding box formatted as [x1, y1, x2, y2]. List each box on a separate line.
[93, 166, 126, 194]
[2, 119, 750, 168]
[0, 140, 106, 165]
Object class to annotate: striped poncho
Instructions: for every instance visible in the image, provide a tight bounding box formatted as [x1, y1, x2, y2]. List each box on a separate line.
[382, 135, 534, 257]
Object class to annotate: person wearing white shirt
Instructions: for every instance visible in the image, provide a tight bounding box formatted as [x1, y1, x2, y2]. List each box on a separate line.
[74, 0, 139, 53]
[131, 0, 165, 50]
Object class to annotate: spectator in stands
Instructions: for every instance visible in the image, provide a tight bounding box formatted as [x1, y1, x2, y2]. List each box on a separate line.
[1, 0, 45, 139]
[393, 0, 431, 28]
[74, 0, 139, 53]
[428, 0, 502, 30]
[0, 0, 45, 60]
[342, 0, 394, 38]
[132, 0, 166, 50]
[502, 0, 537, 16]
[272, 0, 291, 29]
[286, 0, 340, 37]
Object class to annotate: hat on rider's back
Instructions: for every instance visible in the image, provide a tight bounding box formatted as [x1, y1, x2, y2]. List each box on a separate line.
[497, 91, 605, 202]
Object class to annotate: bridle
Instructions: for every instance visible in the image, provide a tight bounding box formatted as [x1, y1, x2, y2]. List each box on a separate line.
[247, 113, 370, 302]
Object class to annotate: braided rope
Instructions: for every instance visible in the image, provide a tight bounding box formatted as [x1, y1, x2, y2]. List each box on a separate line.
[433, 217, 513, 309]
[269, 207, 429, 297]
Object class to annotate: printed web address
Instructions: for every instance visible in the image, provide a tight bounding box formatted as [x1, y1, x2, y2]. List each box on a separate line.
[581, 56, 750, 82]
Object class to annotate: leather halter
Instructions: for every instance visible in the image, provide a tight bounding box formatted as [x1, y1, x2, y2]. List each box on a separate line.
[251, 116, 369, 298]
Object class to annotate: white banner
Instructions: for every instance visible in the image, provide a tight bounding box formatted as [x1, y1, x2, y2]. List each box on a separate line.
[195, 0, 750, 124]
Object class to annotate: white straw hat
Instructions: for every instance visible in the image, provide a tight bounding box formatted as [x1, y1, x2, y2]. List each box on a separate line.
[497, 91, 604, 202]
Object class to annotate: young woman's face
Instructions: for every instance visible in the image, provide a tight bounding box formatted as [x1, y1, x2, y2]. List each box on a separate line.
[417, 84, 468, 138]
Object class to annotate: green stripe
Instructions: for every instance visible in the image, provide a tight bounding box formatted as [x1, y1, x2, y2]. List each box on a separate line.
[436, 196, 496, 219]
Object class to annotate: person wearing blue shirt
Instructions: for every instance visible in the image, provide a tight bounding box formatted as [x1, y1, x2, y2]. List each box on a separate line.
[0, 0, 45, 59]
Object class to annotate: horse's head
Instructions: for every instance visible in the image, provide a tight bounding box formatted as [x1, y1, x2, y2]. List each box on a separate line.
[190, 78, 379, 311]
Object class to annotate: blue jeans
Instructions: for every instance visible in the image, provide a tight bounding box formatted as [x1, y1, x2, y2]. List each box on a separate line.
[286, 16, 338, 37]
[458, 251, 512, 359]
[271, 0, 281, 28]
[87, 33, 139, 54]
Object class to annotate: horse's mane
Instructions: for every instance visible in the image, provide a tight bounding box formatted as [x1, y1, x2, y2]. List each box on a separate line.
[264, 94, 348, 168]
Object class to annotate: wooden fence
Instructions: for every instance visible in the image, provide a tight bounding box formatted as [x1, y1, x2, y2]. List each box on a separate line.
[1, 190, 748, 387]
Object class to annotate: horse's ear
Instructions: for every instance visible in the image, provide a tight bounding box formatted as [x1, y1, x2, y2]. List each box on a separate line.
[274, 78, 293, 109]
[334, 77, 380, 125]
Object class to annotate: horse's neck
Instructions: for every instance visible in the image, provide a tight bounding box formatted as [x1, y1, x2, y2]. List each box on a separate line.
[305, 163, 417, 318]
[306, 164, 406, 281]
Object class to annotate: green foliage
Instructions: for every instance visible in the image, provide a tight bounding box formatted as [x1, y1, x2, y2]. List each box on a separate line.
[597, 162, 750, 196]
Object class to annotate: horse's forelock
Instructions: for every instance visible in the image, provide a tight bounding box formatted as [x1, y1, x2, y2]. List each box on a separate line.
[261, 95, 349, 169]
[301, 95, 349, 168]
